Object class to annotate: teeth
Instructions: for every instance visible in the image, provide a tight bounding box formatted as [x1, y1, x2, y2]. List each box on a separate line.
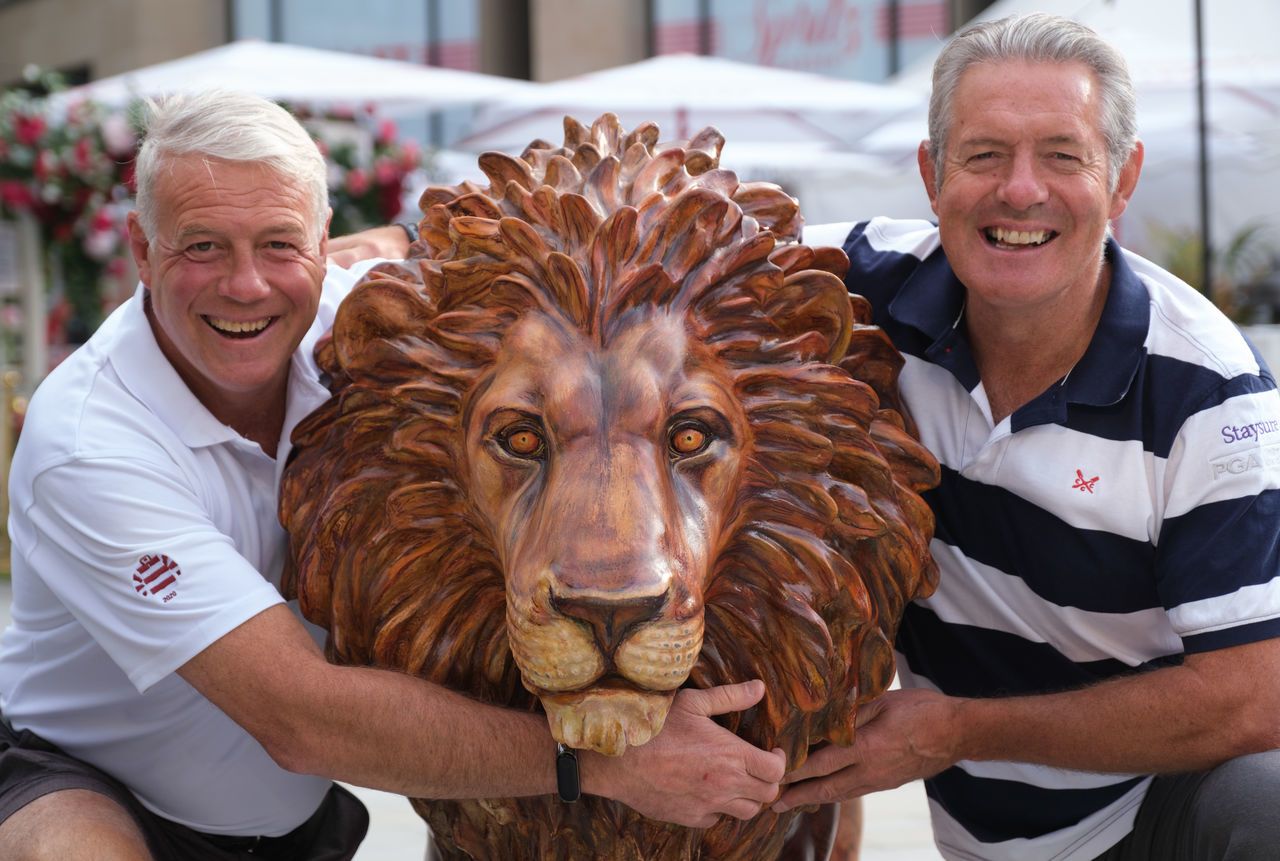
[989, 227, 1051, 246]
[206, 316, 270, 334]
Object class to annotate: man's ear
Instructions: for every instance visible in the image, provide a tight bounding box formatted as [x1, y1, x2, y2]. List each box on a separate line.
[1109, 141, 1144, 221]
[917, 141, 940, 216]
[126, 212, 152, 287]
[320, 208, 332, 258]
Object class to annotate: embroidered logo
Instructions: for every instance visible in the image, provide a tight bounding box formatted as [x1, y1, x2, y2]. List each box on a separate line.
[1072, 469, 1099, 493]
[1221, 420, 1280, 444]
[1210, 442, 1280, 480]
[134, 553, 181, 603]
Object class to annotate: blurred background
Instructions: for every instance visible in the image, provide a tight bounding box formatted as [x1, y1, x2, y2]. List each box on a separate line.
[1, 1, 1277, 857]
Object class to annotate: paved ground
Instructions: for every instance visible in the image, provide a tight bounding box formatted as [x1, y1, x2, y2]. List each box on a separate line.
[348, 780, 942, 860]
[0, 581, 942, 859]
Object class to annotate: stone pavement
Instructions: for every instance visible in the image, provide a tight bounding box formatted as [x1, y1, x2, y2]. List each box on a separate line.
[348, 779, 942, 860]
[348, 779, 942, 859]
[0, 581, 941, 859]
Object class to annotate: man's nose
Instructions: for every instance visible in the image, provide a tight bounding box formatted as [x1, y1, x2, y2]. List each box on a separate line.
[996, 152, 1049, 210]
[219, 252, 272, 301]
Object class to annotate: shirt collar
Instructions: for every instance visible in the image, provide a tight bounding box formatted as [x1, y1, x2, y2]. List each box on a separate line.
[107, 283, 331, 454]
[108, 284, 242, 449]
[887, 236, 1150, 422]
[1060, 238, 1150, 408]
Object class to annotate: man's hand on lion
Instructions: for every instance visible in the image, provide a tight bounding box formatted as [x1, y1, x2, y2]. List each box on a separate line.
[772, 688, 964, 811]
[583, 680, 786, 828]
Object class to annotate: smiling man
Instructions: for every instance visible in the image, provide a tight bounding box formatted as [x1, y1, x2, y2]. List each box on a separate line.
[0, 91, 784, 861]
[792, 13, 1280, 861]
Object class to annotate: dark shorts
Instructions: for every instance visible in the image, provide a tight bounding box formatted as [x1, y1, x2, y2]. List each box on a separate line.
[0, 717, 368, 860]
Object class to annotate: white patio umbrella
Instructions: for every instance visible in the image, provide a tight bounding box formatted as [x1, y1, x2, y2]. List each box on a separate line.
[455, 53, 920, 153]
[50, 39, 534, 113]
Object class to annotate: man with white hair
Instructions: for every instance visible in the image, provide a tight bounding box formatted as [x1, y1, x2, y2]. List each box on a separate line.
[0, 90, 785, 861]
[788, 13, 1280, 861]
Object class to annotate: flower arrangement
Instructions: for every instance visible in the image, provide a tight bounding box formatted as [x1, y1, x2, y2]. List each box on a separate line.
[0, 68, 138, 339]
[2, 78, 428, 350]
[294, 105, 424, 238]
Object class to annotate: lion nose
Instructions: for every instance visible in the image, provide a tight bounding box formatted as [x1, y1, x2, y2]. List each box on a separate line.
[549, 590, 666, 656]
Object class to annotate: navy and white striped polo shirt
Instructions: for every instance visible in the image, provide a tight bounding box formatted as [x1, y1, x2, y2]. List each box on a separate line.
[814, 217, 1280, 861]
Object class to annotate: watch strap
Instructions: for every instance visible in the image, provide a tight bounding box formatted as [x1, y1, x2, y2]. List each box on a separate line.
[555, 742, 581, 803]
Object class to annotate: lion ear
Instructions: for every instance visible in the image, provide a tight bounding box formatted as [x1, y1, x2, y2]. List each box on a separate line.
[333, 271, 435, 373]
[761, 270, 855, 364]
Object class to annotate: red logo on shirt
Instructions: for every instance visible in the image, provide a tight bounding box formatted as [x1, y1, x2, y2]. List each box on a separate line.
[1072, 469, 1100, 493]
[134, 554, 181, 602]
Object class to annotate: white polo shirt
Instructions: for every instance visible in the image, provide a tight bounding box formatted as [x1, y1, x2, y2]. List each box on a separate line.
[0, 261, 379, 836]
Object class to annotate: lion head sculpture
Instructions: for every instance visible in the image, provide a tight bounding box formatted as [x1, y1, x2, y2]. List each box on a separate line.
[280, 114, 939, 860]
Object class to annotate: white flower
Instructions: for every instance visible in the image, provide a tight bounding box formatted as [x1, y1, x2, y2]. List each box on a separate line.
[83, 229, 118, 261]
[100, 113, 137, 157]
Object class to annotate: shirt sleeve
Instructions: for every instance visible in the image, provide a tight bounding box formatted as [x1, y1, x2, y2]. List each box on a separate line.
[1155, 373, 1280, 652]
[18, 454, 286, 693]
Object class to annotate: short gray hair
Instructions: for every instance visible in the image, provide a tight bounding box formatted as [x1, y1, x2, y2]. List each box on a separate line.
[134, 90, 328, 240]
[926, 13, 1138, 191]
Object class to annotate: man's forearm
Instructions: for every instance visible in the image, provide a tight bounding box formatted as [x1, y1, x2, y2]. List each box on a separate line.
[281, 663, 558, 798]
[184, 606, 783, 826]
[777, 637, 1280, 811]
[956, 639, 1280, 775]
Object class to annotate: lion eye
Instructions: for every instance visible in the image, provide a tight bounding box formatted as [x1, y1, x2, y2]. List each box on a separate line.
[500, 427, 546, 459]
[670, 424, 711, 457]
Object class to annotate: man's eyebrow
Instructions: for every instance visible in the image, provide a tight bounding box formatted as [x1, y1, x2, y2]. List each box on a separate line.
[955, 133, 1086, 149]
[257, 222, 310, 238]
[955, 136, 1009, 149]
[172, 223, 220, 243]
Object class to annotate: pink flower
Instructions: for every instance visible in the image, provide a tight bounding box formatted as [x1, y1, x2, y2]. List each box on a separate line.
[377, 119, 398, 144]
[0, 181, 35, 211]
[399, 140, 421, 171]
[99, 113, 137, 157]
[374, 157, 399, 186]
[33, 150, 59, 182]
[345, 168, 370, 196]
[14, 114, 46, 146]
[73, 137, 95, 174]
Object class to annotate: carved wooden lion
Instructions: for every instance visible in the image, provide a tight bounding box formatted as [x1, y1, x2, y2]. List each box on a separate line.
[279, 114, 939, 860]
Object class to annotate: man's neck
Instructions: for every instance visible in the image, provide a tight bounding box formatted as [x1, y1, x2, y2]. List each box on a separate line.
[143, 293, 290, 456]
[966, 261, 1111, 425]
[219, 395, 288, 456]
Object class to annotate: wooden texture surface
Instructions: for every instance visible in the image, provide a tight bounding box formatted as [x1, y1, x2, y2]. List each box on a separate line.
[279, 114, 940, 860]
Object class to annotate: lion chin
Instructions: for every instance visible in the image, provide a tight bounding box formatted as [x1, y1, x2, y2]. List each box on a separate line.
[509, 607, 705, 754]
[541, 688, 674, 756]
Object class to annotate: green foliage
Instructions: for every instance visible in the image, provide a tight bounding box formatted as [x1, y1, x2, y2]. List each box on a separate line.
[1148, 219, 1279, 323]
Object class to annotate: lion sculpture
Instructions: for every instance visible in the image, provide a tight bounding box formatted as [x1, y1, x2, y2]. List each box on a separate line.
[279, 113, 939, 860]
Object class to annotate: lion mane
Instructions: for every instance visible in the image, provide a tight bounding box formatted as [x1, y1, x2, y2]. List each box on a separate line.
[280, 114, 939, 860]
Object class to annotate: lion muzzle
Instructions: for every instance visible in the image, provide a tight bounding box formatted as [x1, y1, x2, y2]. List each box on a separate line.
[507, 581, 705, 755]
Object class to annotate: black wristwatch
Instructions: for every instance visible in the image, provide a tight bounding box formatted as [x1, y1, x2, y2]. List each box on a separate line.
[555, 743, 580, 803]
[397, 221, 418, 244]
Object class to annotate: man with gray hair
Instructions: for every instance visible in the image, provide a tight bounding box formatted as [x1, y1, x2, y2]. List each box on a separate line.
[791, 13, 1280, 861]
[0, 90, 785, 860]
